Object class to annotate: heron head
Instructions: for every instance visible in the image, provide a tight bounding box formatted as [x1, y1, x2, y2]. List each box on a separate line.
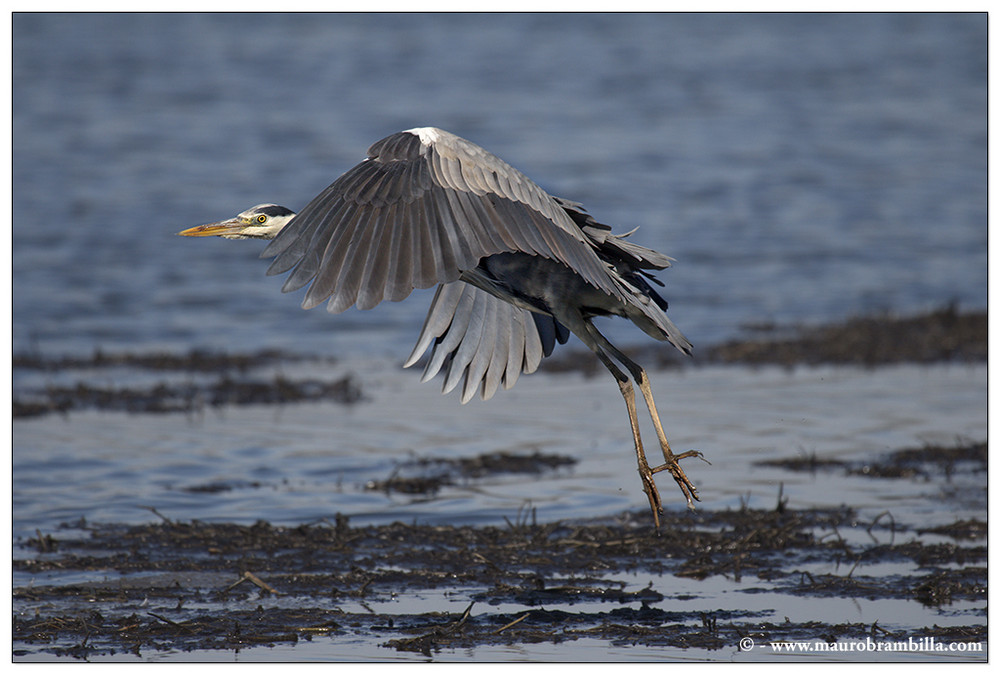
[178, 204, 296, 240]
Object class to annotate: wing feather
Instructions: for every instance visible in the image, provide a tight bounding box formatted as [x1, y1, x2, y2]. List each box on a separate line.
[283, 202, 355, 296]
[410, 197, 439, 289]
[320, 208, 380, 313]
[443, 296, 486, 396]
[421, 189, 461, 275]
[501, 308, 526, 390]
[456, 297, 494, 403]
[355, 201, 398, 310]
[423, 285, 476, 384]
[260, 128, 626, 314]
[279, 199, 348, 292]
[404, 282, 559, 402]
[385, 202, 415, 302]
[404, 282, 464, 369]
[479, 301, 510, 401]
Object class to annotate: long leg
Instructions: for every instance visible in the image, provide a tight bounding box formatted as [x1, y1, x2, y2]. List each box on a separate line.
[583, 323, 704, 510]
[588, 346, 664, 527]
[555, 309, 666, 526]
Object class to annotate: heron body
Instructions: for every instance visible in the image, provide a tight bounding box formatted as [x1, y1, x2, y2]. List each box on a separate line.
[180, 127, 703, 526]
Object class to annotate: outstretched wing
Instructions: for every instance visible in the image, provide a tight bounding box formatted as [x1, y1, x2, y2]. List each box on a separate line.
[403, 282, 571, 403]
[261, 127, 625, 312]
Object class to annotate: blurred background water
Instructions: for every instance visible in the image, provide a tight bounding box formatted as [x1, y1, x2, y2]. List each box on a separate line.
[13, 12, 986, 359]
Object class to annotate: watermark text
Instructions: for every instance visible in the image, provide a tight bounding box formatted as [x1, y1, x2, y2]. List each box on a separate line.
[737, 636, 983, 654]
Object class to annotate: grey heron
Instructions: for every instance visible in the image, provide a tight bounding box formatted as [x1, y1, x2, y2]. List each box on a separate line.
[179, 127, 703, 527]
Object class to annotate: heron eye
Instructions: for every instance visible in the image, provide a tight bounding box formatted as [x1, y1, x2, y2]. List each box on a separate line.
[257, 215, 267, 223]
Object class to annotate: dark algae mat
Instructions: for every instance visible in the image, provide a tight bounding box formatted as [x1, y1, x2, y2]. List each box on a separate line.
[14, 441, 986, 660]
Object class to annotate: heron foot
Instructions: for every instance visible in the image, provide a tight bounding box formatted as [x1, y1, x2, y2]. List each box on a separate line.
[651, 449, 706, 510]
[636, 462, 664, 529]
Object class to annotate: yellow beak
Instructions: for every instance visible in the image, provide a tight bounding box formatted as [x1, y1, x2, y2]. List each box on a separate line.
[177, 219, 245, 237]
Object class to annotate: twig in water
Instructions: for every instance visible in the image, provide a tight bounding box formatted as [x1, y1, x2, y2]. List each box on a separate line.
[225, 570, 281, 596]
[493, 612, 530, 634]
[140, 506, 174, 524]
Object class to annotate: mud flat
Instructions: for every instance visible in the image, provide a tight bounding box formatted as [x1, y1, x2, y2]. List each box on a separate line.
[13, 439, 987, 661]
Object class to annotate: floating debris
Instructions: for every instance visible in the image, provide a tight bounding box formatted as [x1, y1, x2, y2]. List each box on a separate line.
[704, 304, 986, 367]
[365, 451, 577, 496]
[758, 441, 987, 482]
[12, 374, 364, 419]
[12, 347, 320, 373]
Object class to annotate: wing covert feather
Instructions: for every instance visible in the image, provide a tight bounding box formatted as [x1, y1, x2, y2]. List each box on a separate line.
[260, 128, 625, 314]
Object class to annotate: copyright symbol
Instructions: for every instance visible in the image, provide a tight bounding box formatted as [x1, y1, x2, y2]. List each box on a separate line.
[739, 637, 754, 651]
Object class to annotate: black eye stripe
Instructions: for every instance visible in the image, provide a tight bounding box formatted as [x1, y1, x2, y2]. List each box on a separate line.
[256, 205, 295, 218]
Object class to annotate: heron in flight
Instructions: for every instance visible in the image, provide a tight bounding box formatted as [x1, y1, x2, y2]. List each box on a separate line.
[179, 127, 703, 526]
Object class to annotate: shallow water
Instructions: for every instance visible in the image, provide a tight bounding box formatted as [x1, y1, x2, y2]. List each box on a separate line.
[13, 362, 986, 543]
